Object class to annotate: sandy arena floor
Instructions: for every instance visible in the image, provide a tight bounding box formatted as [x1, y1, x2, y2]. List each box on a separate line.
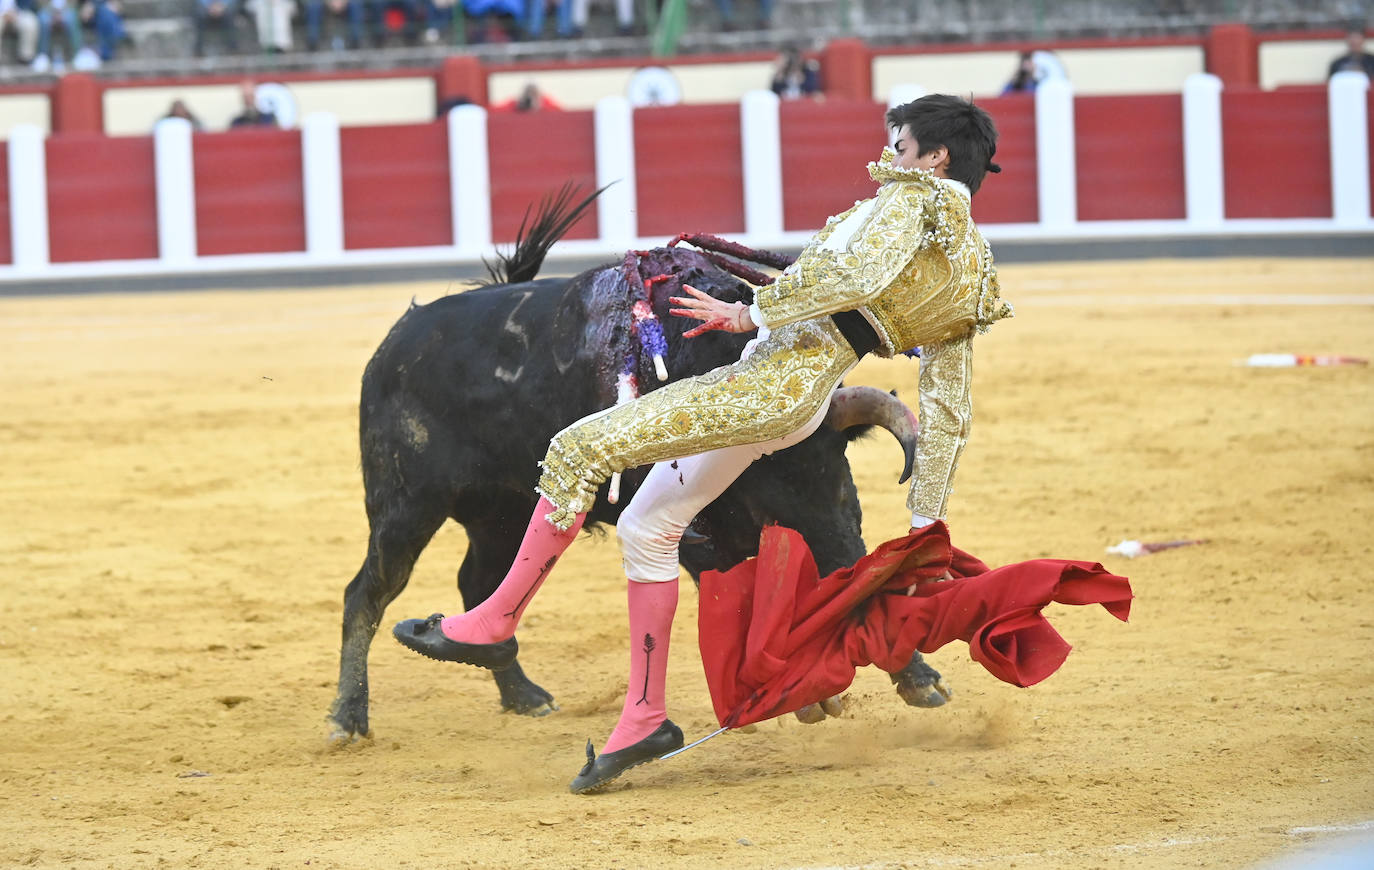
[1, 257, 1372, 869]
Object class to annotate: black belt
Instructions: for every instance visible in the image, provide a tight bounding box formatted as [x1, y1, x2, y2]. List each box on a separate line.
[830, 309, 881, 358]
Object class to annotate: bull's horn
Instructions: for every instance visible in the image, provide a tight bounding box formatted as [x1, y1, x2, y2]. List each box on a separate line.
[824, 386, 919, 484]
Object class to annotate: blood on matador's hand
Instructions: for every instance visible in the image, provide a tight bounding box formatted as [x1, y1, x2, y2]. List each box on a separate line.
[669, 283, 755, 338]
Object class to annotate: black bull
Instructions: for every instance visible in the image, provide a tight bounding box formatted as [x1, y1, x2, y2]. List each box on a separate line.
[327, 244, 945, 741]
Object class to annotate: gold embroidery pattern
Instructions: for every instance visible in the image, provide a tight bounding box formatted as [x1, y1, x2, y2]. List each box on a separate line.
[754, 147, 1011, 358]
[756, 179, 934, 331]
[536, 319, 859, 530]
[908, 334, 974, 519]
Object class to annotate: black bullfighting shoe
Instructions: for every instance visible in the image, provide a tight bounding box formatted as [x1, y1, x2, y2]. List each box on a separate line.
[391, 613, 518, 670]
[568, 720, 684, 795]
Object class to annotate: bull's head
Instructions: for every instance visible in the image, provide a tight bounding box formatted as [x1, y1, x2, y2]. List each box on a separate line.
[681, 386, 918, 579]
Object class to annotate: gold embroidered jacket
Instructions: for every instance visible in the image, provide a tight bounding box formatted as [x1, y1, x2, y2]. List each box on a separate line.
[753, 148, 1013, 519]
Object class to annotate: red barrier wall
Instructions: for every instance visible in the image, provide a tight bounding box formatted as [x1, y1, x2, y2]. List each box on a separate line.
[341, 122, 451, 251]
[1075, 94, 1186, 221]
[779, 99, 887, 232]
[1223, 88, 1331, 219]
[0, 147, 10, 265]
[47, 134, 158, 263]
[193, 129, 306, 256]
[974, 96, 1038, 224]
[634, 104, 744, 239]
[488, 109, 598, 244]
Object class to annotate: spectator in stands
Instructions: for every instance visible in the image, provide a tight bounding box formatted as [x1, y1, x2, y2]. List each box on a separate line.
[81, 0, 127, 62]
[420, 0, 454, 43]
[714, 0, 772, 31]
[229, 79, 278, 127]
[1328, 28, 1374, 78]
[163, 98, 205, 130]
[0, 0, 40, 65]
[553, 0, 587, 38]
[31, 0, 83, 72]
[193, 0, 240, 56]
[366, 0, 420, 46]
[252, 0, 294, 53]
[770, 45, 821, 100]
[463, 0, 519, 42]
[492, 81, 561, 111]
[1001, 51, 1038, 94]
[531, 0, 631, 40]
[305, 0, 363, 50]
[522, 0, 550, 38]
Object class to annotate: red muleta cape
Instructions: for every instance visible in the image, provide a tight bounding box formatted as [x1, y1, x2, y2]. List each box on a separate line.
[697, 522, 1133, 728]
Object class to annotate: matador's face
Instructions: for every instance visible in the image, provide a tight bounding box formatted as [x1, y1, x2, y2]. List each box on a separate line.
[891, 125, 949, 176]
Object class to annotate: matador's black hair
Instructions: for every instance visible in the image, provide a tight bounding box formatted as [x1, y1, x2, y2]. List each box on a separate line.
[885, 95, 1001, 194]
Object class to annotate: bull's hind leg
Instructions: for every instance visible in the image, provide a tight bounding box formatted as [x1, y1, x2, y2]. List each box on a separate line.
[328, 502, 446, 741]
[891, 651, 953, 708]
[456, 499, 560, 717]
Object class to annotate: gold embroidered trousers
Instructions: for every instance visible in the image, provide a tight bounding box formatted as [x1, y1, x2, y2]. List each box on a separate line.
[536, 318, 860, 530]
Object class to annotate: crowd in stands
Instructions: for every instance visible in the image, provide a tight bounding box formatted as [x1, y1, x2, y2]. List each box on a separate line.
[0, 0, 781, 69]
[181, 0, 779, 60]
[1, 0, 125, 70]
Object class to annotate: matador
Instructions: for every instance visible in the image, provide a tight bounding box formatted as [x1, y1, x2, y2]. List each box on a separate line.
[393, 94, 1012, 793]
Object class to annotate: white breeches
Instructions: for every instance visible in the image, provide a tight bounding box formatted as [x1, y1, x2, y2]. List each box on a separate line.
[617, 363, 855, 582]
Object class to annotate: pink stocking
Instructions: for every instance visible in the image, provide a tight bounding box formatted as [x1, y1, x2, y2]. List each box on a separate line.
[602, 577, 678, 754]
[440, 497, 584, 644]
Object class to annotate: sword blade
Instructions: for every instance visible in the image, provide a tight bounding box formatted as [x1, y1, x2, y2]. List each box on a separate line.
[659, 726, 729, 760]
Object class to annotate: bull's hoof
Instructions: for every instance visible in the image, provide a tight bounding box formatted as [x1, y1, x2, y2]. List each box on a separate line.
[392, 613, 518, 670]
[891, 656, 953, 709]
[895, 677, 953, 708]
[794, 694, 846, 723]
[326, 698, 371, 743]
[501, 691, 560, 717]
[493, 660, 559, 717]
[325, 717, 367, 744]
[569, 720, 684, 795]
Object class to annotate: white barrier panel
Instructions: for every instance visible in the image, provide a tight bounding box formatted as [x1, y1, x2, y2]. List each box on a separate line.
[8, 125, 49, 272]
[1328, 72, 1371, 226]
[153, 117, 197, 263]
[1182, 73, 1225, 226]
[449, 104, 491, 255]
[1034, 77, 1077, 227]
[302, 113, 344, 257]
[740, 90, 783, 239]
[595, 96, 637, 248]
[2, 94, 1371, 286]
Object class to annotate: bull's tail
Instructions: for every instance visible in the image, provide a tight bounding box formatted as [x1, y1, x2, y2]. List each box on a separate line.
[483, 183, 607, 286]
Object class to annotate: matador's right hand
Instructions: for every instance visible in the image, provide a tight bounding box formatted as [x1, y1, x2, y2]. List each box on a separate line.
[670, 284, 756, 338]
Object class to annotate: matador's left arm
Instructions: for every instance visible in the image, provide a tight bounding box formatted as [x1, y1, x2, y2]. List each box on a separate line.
[908, 331, 973, 523]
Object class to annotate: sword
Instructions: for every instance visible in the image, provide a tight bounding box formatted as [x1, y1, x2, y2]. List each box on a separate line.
[659, 726, 729, 760]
